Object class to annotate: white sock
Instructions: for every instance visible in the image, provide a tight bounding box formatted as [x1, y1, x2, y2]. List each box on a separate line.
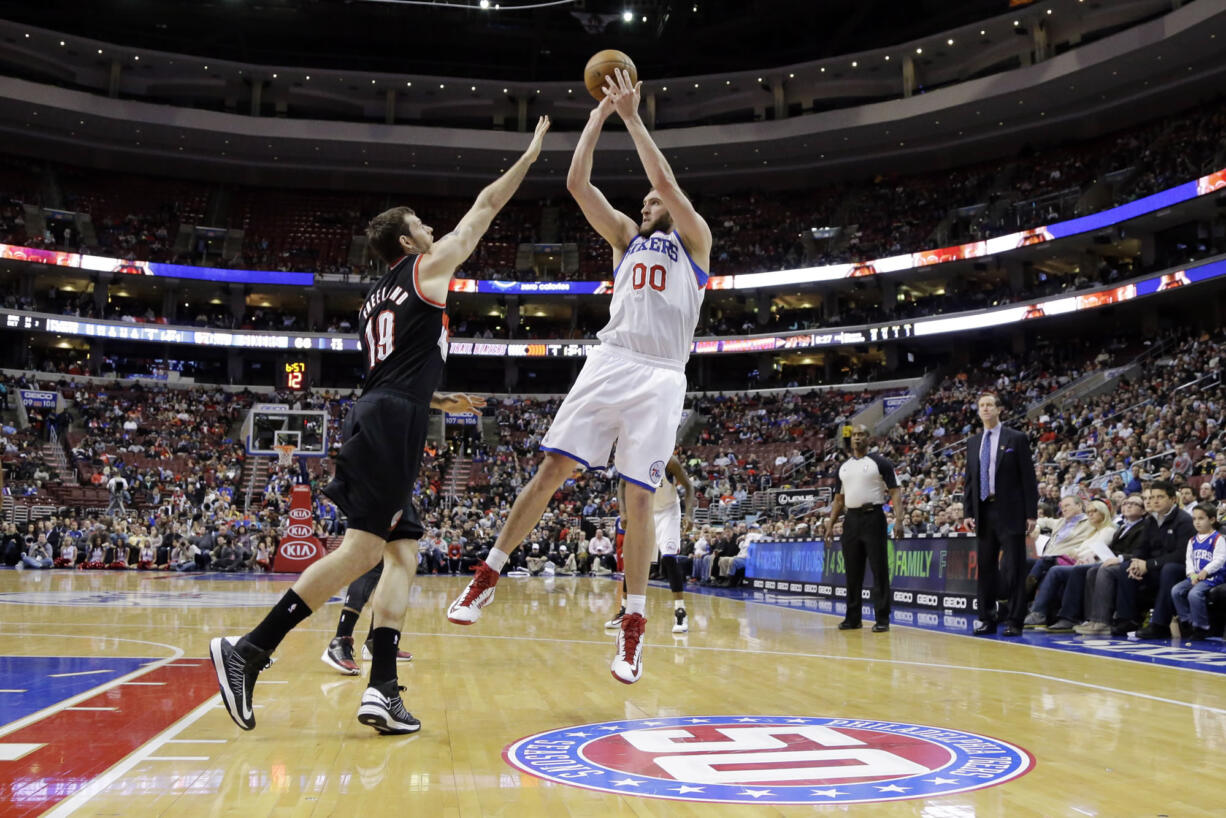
[626, 594, 647, 617]
[674, 599, 685, 610]
[485, 549, 508, 571]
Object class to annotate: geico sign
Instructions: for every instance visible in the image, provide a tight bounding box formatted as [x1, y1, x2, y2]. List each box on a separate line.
[916, 593, 939, 607]
[942, 596, 968, 609]
[893, 590, 914, 604]
[286, 523, 314, 539]
[289, 507, 311, 521]
[280, 541, 318, 560]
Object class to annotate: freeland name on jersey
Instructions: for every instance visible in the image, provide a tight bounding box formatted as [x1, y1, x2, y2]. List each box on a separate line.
[361, 283, 410, 323]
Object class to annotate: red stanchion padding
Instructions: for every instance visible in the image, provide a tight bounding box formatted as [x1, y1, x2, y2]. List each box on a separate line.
[273, 485, 326, 572]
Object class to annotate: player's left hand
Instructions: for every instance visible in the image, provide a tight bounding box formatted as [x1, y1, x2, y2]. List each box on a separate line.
[603, 67, 642, 120]
[436, 393, 487, 415]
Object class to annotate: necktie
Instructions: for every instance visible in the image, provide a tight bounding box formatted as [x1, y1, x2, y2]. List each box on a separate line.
[979, 430, 992, 502]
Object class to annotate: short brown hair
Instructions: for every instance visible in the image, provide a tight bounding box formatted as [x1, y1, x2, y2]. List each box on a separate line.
[977, 391, 1001, 409]
[1192, 502, 1217, 520]
[366, 206, 415, 265]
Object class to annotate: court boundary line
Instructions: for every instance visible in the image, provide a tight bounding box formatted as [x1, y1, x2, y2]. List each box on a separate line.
[41, 695, 220, 818]
[0, 633, 183, 740]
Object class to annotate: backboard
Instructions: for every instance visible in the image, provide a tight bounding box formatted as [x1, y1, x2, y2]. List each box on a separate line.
[243, 404, 328, 456]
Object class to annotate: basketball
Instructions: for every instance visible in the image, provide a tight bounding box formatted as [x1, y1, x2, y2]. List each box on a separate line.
[584, 49, 638, 101]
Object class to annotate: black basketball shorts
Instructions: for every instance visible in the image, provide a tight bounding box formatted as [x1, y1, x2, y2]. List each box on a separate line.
[322, 391, 427, 541]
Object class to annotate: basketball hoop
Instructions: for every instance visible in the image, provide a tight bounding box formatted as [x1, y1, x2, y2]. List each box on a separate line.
[274, 443, 297, 467]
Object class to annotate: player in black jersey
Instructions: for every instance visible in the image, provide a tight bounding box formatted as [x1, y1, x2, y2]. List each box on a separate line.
[210, 115, 550, 736]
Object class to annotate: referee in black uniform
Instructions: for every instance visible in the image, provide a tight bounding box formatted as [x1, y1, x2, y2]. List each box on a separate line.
[824, 425, 902, 633]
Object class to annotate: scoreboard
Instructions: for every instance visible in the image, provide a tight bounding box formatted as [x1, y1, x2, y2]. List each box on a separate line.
[280, 360, 308, 390]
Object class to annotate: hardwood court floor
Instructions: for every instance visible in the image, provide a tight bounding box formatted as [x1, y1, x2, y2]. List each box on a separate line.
[1, 569, 1223, 816]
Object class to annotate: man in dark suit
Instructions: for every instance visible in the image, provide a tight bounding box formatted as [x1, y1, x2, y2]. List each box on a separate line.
[1112, 479, 1195, 637]
[963, 392, 1039, 637]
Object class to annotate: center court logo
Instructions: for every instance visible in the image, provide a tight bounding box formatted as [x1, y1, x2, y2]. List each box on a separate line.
[503, 716, 1033, 805]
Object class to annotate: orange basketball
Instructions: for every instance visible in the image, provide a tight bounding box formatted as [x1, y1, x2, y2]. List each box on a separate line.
[584, 49, 638, 101]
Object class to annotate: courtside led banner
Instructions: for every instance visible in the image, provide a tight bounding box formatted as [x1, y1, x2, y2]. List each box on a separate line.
[1, 167, 1222, 289]
[746, 536, 981, 610]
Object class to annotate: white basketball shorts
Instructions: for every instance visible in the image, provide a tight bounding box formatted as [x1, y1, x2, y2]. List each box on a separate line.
[540, 343, 686, 490]
[654, 500, 682, 557]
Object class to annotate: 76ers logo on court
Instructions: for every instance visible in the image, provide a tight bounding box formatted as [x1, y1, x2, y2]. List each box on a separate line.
[504, 716, 1033, 805]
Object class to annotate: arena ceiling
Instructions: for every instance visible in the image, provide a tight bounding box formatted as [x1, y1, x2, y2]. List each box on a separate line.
[0, 0, 1021, 81]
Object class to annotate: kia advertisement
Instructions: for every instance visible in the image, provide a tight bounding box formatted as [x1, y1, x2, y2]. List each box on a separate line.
[273, 485, 326, 572]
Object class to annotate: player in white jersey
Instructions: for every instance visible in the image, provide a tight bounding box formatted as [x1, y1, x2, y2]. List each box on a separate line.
[448, 67, 712, 684]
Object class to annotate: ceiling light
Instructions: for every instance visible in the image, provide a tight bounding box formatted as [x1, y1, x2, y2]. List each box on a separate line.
[622, 10, 633, 22]
[915, 47, 923, 54]
[851, 61, 857, 67]
[947, 38, 954, 45]
[480, 0, 490, 7]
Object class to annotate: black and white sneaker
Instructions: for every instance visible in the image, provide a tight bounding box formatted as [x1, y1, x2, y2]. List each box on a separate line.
[357, 680, 421, 735]
[209, 635, 271, 731]
[672, 607, 688, 633]
[604, 606, 626, 630]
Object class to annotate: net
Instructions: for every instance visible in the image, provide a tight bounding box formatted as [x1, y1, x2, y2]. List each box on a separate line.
[274, 443, 297, 467]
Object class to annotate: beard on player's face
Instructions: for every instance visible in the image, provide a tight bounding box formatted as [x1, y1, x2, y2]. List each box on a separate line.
[638, 211, 672, 238]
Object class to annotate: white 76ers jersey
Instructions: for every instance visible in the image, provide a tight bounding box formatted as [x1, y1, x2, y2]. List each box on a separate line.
[596, 230, 707, 366]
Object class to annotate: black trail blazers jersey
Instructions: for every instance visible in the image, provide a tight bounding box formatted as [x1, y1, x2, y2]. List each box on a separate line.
[357, 254, 448, 402]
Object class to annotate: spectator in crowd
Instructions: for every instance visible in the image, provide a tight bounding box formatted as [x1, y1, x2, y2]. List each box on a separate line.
[19, 534, 52, 569]
[1087, 481, 1195, 637]
[1074, 495, 1151, 635]
[1025, 499, 1115, 630]
[1170, 503, 1226, 640]
[1029, 496, 1097, 592]
[588, 529, 614, 573]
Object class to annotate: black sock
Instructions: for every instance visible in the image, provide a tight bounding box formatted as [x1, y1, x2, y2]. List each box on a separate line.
[369, 627, 400, 687]
[246, 589, 312, 652]
[336, 609, 359, 639]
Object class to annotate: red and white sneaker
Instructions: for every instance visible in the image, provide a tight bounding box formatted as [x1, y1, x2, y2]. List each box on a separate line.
[362, 639, 413, 663]
[447, 563, 500, 625]
[321, 636, 360, 676]
[610, 613, 645, 684]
